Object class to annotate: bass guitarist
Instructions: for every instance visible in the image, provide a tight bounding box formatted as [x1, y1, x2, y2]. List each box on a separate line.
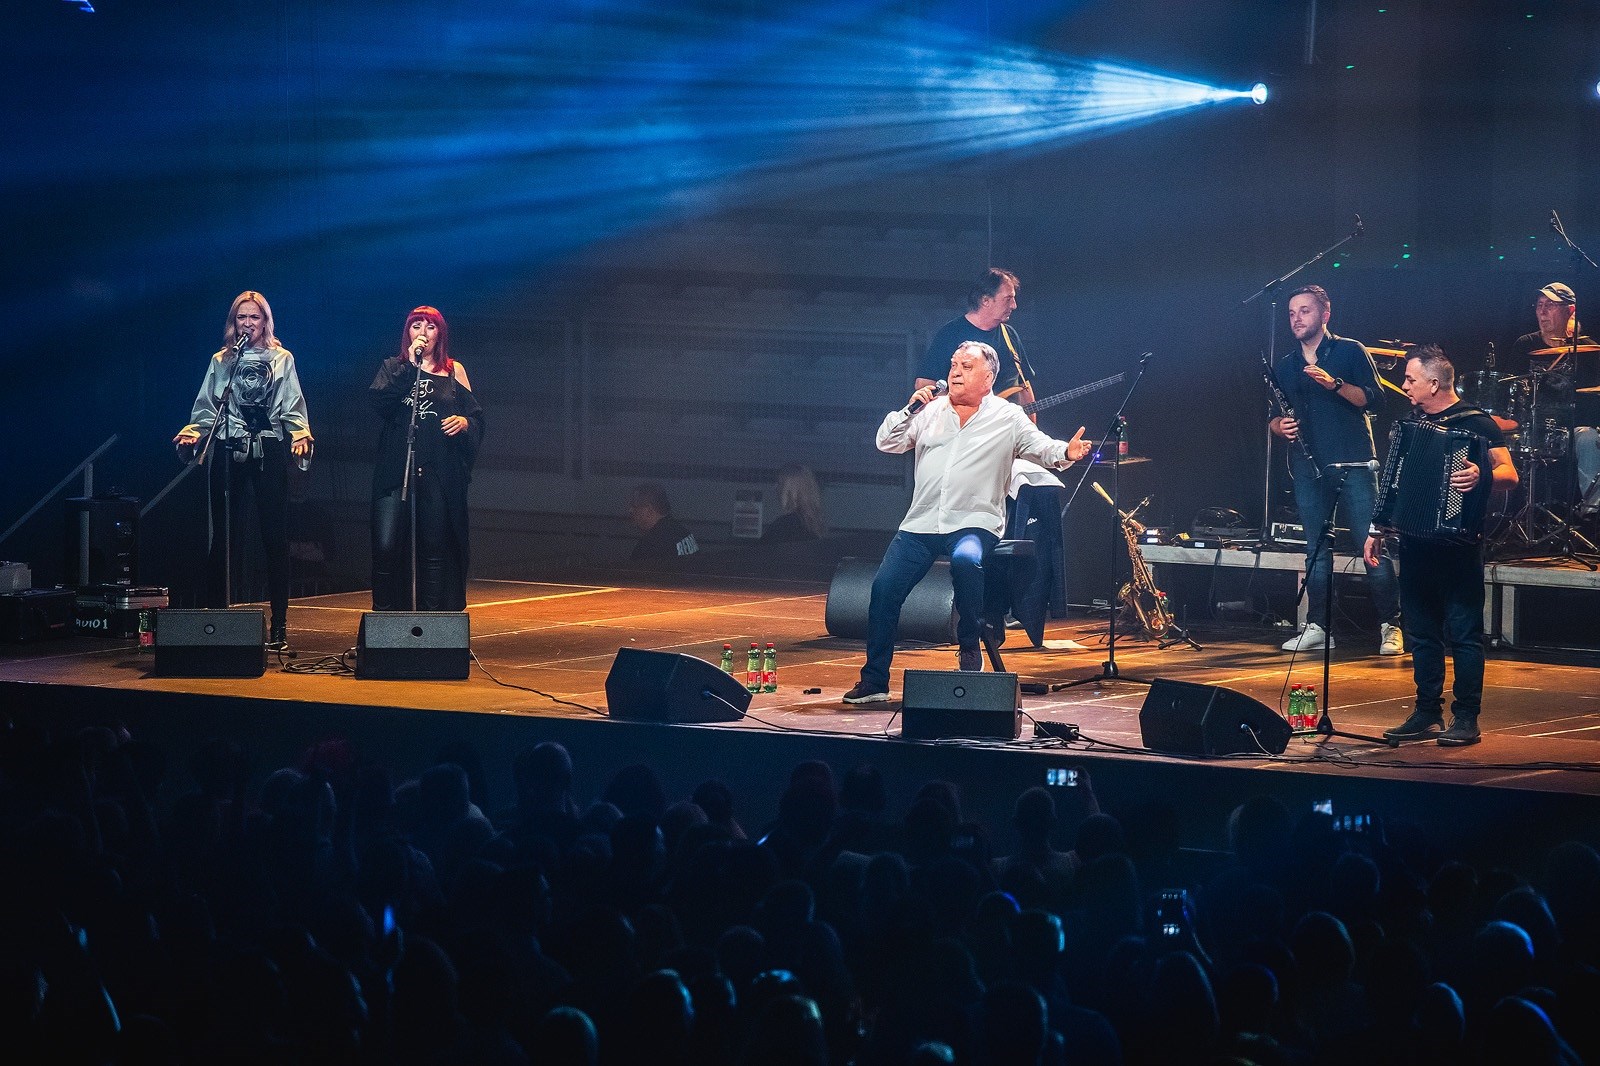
[1269, 284, 1402, 656]
[917, 268, 1059, 646]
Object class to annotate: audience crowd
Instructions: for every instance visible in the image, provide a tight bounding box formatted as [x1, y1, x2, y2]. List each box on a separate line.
[2, 717, 1596, 1064]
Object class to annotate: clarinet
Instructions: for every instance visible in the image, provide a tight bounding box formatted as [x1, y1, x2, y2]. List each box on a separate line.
[1260, 352, 1322, 479]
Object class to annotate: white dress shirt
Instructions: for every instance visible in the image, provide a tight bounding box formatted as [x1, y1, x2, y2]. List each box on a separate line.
[877, 393, 1075, 537]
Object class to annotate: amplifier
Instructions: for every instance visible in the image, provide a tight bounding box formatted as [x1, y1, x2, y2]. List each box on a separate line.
[1186, 538, 1241, 551]
[1190, 525, 1256, 539]
[0, 587, 76, 643]
[1267, 522, 1352, 547]
[75, 585, 169, 638]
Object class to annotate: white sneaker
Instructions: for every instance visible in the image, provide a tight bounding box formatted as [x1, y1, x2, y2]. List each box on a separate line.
[1281, 623, 1333, 651]
[1379, 622, 1405, 656]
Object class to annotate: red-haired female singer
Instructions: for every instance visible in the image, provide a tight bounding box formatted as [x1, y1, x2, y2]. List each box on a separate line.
[369, 306, 485, 611]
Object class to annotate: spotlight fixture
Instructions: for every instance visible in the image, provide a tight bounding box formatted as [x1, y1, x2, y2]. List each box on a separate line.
[1250, 82, 1269, 106]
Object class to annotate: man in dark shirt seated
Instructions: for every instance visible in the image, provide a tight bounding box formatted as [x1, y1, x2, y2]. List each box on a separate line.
[627, 483, 699, 561]
[1507, 282, 1599, 510]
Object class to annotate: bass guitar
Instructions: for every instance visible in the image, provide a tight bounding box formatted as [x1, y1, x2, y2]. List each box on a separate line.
[1013, 372, 1126, 415]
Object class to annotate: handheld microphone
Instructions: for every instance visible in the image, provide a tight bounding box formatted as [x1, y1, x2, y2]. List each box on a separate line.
[411, 337, 427, 361]
[233, 328, 252, 355]
[1325, 460, 1379, 471]
[901, 379, 947, 416]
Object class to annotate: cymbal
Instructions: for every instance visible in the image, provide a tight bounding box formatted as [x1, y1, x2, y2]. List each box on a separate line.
[1527, 344, 1600, 356]
[1366, 346, 1409, 358]
[1577, 386, 1600, 394]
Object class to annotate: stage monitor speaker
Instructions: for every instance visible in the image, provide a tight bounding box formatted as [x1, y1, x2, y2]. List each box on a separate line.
[356, 612, 470, 680]
[1139, 677, 1291, 756]
[154, 608, 265, 678]
[824, 557, 955, 644]
[605, 647, 750, 723]
[901, 669, 1021, 740]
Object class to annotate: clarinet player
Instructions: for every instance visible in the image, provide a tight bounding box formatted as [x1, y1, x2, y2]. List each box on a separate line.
[1270, 285, 1401, 656]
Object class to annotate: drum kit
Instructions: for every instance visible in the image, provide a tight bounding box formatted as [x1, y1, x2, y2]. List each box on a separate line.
[1467, 343, 1600, 564]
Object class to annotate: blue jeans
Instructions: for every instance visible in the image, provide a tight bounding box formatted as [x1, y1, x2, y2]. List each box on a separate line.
[1398, 538, 1485, 718]
[860, 528, 997, 690]
[1293, 464, 1398, 626]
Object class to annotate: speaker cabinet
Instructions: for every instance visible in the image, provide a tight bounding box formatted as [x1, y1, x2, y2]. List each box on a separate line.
[154, 608, 265, 678]
[356, 612, 470, 680]
[1139, 677, 1291, 756]
[824, 557, 955, 644]
[901, 669, 1021, 740]
[66, 496, 139, 585]
[605, 648, 750, 723]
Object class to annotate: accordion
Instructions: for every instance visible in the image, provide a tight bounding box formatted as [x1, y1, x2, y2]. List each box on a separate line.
[1373, 418, 1490, 543]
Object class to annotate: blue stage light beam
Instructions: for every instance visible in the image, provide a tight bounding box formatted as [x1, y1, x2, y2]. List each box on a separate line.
[14, 1, 1271, 314]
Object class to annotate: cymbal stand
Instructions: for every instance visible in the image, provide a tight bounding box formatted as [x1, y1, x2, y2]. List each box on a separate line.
[1488, 372, 1600, 569]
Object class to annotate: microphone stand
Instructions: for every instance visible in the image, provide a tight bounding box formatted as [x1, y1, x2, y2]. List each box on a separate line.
[1059, 352, 1156, 689]
[1550, 211, 1599, 273]
[194, 335, 249, 609]
[400, 348, 426, 612]
[1298, 467, 1397, 748]
[1241, 216, 1365, 541]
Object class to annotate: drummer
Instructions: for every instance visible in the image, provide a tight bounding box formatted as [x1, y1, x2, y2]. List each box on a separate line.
[1508, 283, 1599, 502]
[1508, 282, 1595, 372]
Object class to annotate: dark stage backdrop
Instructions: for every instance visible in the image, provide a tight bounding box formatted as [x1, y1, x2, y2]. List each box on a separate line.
[4, 0, 1597, 607]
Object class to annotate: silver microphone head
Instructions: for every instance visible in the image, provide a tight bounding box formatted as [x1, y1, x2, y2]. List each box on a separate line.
[935, 379, 949, 396]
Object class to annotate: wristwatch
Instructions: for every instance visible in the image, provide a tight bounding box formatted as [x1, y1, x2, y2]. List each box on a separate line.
[1329, 377, 1345, 391]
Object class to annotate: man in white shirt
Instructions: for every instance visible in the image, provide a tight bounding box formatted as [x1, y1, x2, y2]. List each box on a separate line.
[843, 341, 1092, 704]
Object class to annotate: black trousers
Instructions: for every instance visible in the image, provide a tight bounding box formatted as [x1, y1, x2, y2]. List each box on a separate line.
[1397, 538, 1486, 719]
[205, 435, 290, 628]
[371, 472, 464, 612]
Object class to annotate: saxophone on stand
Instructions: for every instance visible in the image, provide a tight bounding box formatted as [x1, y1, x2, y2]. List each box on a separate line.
[1091, 482, 1174, 638]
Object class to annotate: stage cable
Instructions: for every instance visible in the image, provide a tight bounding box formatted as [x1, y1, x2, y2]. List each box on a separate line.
[470, 650, 606, 715]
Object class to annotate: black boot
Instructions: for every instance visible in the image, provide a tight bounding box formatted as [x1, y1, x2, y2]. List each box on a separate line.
[1437, 714, 1481, 747]
[1383, 708, 1444, 742]
[267, 622, 288, 652]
